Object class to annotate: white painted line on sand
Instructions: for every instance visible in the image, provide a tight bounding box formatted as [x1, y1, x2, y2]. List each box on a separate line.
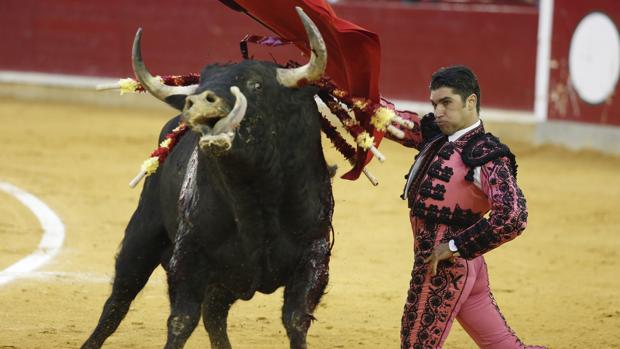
[14, 271, 167, 285]
[0, 182, 65, 286]
[22, 271, 113, 284]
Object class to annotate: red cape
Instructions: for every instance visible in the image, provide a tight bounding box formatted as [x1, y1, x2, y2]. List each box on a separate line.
[220, 0, 384, 180]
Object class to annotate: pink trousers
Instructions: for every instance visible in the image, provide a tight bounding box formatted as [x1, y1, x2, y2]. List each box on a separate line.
[401, 256, 545, 349]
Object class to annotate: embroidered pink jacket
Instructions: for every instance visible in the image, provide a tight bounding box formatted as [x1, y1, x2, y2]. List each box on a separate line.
[389, 113, 527, 259]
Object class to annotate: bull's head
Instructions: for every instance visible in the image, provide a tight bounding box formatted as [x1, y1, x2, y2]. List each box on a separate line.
[132, 7, 327, 155]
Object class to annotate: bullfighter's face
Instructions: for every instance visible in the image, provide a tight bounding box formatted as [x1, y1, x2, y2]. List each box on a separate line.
[430, 86, 478, 136]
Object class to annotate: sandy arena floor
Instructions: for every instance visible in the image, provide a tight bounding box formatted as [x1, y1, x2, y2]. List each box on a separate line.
[0, 97, 619, 348]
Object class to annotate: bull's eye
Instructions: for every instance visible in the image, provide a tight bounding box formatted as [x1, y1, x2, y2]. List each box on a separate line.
[248, 81, 262, 91]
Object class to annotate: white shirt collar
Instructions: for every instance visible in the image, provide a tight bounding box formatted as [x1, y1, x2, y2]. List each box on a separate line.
[448, 119, 481, 142]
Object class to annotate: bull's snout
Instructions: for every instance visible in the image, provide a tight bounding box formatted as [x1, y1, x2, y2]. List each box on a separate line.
[185, 90, 221, 110]
[182, 90, 230, 130]
[185, 86, 247, 155]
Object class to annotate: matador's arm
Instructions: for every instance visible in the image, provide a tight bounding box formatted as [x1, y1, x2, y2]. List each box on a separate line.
[383, 109, 422, 148]
[452, 156, 528, 259]
[384, 111, 442, 151]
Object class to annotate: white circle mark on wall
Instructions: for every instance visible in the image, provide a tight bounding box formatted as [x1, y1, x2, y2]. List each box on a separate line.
[569, 12, 620, 104]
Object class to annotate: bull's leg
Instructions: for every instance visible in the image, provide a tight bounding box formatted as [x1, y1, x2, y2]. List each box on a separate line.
[201, 286, 237, 349]
[282, 238, 330, 349]
[163, 230, 209, 349]
[81, 204, 169, 349]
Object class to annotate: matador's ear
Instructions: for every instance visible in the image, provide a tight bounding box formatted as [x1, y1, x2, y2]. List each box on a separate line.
[466, 94, 477, 111]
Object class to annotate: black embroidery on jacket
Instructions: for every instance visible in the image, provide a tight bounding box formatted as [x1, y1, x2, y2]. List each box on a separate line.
[452, 205, 480, 228]
[427, 162, 454, 182]
[419, 180, 446, 201]
[404, 136, 448, 202]
[438, 142, 455, 160]
[461, 133, 518, 178]
[411, 202, 481, 229]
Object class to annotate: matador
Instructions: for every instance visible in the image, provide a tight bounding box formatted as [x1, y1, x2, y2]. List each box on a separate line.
[388, 65, 546, 349]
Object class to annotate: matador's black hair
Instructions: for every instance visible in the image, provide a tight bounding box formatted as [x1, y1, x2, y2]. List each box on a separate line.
[430, 65, 481, 114]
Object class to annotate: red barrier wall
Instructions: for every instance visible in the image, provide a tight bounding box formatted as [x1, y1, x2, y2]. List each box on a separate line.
[0, 0, 538, 111]
[547, 0, 620, 126]
[336, 2, 538, 110]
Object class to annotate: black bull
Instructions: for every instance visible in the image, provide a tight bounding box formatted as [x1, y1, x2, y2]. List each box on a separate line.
[82, 8, 336, 349]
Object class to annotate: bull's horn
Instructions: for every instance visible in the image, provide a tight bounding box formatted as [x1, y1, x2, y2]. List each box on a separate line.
[211, 86, 248, 134]
[132, 28, 197, 103]
[276, 7, 327, 87]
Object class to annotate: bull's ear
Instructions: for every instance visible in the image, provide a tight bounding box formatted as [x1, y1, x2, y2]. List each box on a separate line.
[164, 95, 188, 111]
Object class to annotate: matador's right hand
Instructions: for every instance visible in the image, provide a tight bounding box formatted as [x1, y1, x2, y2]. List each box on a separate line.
[424, 242, 457, 276]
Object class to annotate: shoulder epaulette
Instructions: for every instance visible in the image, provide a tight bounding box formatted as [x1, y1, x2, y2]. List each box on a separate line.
[461, 133, 518, 178]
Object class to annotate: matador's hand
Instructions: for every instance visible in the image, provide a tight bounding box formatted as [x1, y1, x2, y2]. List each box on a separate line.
[424, 243, 456, 276]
